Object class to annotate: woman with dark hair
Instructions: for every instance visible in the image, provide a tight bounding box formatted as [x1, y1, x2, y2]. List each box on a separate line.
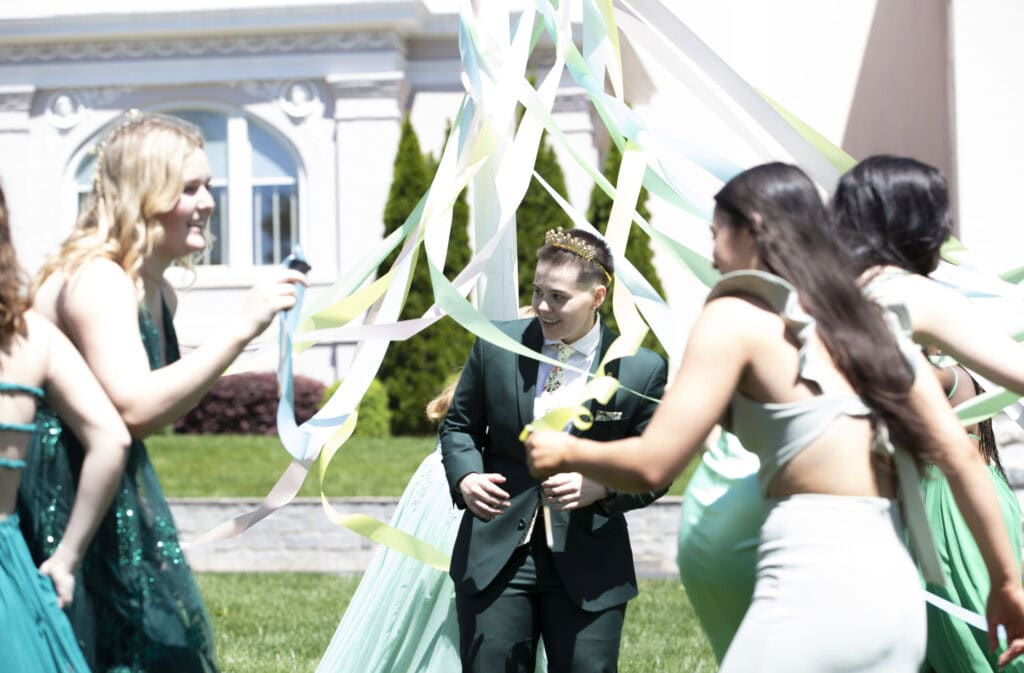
[526, 163, 1024, 671]
[0, 182, 131, 672]
[831, 154, 1024, 673]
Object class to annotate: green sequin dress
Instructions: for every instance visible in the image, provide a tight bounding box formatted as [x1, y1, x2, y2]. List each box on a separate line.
[17, 300, 218, 673]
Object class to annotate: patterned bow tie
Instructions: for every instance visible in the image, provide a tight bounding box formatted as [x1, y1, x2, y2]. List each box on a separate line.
[543, 343, 576, 393]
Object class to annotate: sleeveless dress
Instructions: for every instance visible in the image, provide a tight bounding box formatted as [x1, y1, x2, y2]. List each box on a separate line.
[710, 271, 926, 672]
[316, 444, 548, 673]
[17, 300, 218, 673]
[867, 267, 1024, 673]
[1, 381, 91, 673]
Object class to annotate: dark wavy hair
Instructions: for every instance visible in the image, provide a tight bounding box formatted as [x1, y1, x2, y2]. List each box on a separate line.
[715, 163, 929, 461]
[0, 184, 30, 341]
[829, 155, 951, 275]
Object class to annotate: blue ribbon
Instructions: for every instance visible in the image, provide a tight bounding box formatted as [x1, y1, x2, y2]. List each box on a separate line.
[277, 246, 316, 462]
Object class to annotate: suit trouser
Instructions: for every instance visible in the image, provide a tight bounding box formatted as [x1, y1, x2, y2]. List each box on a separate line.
[455, 527, 626, 673]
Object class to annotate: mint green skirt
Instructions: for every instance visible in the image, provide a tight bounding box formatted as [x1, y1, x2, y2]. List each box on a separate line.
[316, 448, 548, 672]
[922, 463, 1024, 673]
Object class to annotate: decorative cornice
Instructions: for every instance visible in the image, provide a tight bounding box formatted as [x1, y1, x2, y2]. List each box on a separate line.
[0, 31, 403, 65]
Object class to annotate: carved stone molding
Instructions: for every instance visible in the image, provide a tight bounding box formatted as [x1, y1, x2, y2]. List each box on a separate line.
[325, 72, 406, 101]
[0, 85, 34, 114]
[327, 71, 408, 122]
[279, 80, 319, 120]
[0, 31, 403, 65]
[45, 91, 82, 130]
[76, 87, 134, 109]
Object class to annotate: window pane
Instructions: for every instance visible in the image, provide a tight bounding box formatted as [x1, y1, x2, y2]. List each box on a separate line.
[169, 110, 228, 178]
[75, 153, 97, 190]
[253, 184, 297, 265]
[201, 184, 228, 265]
[250, 122, 296, 180]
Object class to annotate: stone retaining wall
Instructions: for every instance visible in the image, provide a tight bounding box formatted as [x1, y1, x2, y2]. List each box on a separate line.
[171, 496, 684, 578]
[172, 421, 1024, 579]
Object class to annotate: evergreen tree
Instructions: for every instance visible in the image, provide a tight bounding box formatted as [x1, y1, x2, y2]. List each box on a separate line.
[378, 118, 473, 435]
[378, 116, 430, 279]
[587, 142, 667, 357]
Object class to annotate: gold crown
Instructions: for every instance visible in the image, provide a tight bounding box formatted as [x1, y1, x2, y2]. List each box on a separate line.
[544, 227, 613, 285]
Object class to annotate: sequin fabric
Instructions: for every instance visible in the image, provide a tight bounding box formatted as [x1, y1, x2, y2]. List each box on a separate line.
[17, 299, 218, 673]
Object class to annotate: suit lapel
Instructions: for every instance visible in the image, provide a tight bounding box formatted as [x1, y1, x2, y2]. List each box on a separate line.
[517, 318, 544, 432]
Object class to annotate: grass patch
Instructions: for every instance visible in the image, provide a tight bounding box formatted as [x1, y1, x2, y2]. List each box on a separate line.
[197, 573, 714, 673]
[148, 435, 436, 498]
[149, 434, 701, 498]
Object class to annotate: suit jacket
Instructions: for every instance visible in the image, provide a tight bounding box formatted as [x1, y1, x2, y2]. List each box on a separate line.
[440, 318, 668, 612]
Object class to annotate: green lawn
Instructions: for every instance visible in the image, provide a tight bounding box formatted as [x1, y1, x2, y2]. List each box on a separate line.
[149, 434, 699, 498]
[197, 573, 715, 673]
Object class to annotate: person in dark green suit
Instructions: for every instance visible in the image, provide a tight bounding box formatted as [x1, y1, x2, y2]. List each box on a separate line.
[440, 228, 668, 673]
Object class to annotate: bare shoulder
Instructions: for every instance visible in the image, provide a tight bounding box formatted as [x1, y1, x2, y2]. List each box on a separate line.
[12, 310, 55, 379]
[896, 274, 968, 328]
[62, 258, 136, 314]
[702, 293, 780, 336]
[23, 309, 57, 339]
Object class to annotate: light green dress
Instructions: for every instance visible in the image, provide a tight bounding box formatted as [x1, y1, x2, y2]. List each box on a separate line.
[316, 445, 548, 673]
[676, 431, 760, 662]
[921, 463, 1024, 673]
[868, 267, 1024, 673]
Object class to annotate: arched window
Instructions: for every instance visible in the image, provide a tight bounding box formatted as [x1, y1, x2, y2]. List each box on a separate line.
[74, 108, 300, 266]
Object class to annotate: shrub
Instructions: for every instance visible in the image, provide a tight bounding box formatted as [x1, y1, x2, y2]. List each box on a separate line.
[174, 372, 326, 435]
[320, 378, 391, 438]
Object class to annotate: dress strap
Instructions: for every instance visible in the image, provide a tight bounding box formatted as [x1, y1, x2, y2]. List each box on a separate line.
[0, 381, 44, 397]
[706, 270, 836, 395]
[0, 456, 27, 469]
[946, 366, 960, 401]
[871, 423, 945, 587]
[0, 421, 35, 433]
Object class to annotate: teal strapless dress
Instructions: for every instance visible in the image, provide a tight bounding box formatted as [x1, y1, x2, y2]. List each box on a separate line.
[17, 300, 217, 673]
[1, 381, 90, 672]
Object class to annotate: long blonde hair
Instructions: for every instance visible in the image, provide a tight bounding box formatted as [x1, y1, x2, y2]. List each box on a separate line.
[37, 112, 205, 292]
[425, 380, 459, 423]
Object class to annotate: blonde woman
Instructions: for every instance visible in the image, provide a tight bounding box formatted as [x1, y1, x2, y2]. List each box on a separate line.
[18, 112, 305, 673]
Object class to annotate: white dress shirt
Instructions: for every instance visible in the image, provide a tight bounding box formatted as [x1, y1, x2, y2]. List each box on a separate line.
[533, 318, 602, 424]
